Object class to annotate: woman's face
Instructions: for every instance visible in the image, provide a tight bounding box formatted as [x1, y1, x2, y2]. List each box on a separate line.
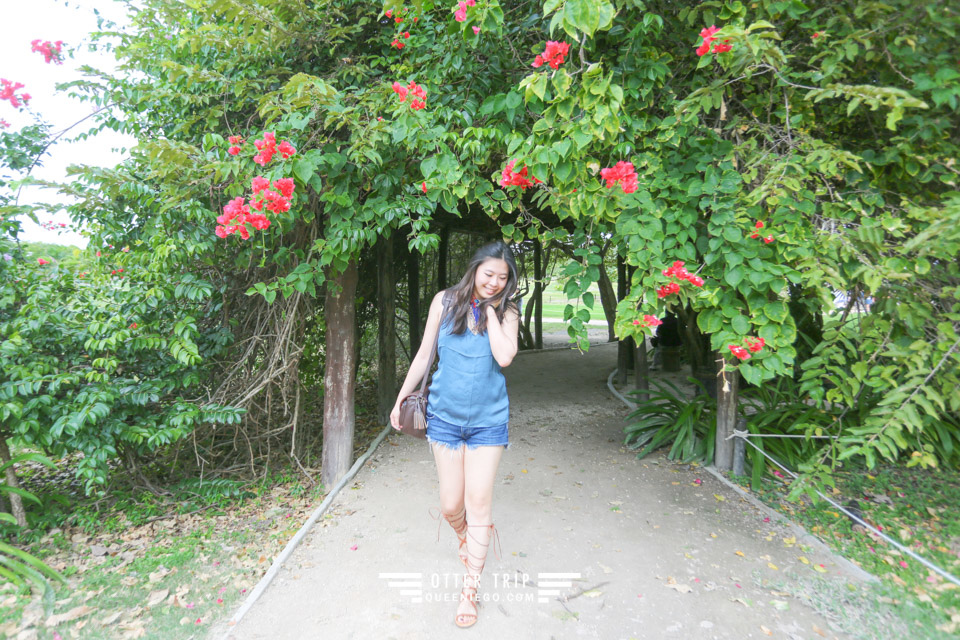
[473, 258, 510, 300]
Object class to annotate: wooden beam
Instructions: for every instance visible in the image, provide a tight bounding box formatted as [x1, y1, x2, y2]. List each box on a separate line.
[321, 259, 359, 487]
[407, 246, 421, 356]
[438, 226, 449, 290]
[377, 238, 396, 425]
[617, 252, 629, 386]
[714, 353, 738, 471]
[534, 237, 543, 350]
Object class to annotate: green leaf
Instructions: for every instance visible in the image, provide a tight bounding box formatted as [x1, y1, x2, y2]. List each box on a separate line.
[724, 267, 744, 287]
[293, 157, 316, 184]
[564, 0, 600, 37]
[731, 315, 750, 335]
[421, 155, 438, 179]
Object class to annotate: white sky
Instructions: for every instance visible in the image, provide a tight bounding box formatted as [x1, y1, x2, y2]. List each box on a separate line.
[2, 0, 135, 248]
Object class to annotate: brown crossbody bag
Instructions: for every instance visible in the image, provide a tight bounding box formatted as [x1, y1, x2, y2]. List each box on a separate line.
[397, 292, 451, 438]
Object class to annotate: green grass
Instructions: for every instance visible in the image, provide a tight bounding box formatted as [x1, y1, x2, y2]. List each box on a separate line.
[735, 464, 960, 638]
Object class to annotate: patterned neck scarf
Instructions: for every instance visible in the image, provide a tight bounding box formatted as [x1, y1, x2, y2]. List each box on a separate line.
[470, 297, 481, 324]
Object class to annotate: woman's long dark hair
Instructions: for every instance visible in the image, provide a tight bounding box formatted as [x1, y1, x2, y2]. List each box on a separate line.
[442, 241, 521, 336]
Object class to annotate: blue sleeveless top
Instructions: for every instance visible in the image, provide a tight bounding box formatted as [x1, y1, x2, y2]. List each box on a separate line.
[426, 308, 510, 428]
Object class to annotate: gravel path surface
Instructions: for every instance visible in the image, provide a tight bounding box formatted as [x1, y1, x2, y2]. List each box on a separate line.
[219, 341, 860, 640]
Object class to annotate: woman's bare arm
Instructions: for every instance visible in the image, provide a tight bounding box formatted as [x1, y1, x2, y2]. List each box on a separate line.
[390, 291, 446, 427]
[485, 304, 519, 367]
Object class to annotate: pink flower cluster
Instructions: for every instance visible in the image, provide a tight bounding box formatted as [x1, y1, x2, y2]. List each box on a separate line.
[657, 260, 704, 297]
[749, 220, 774, 243]
[227, 135, 244, 155]
[31, 39, 64, 65]
[695, 26, 732, 56]
[500, 160, 541, 189]
[39, 221, 68, 231]
[215, 177, 295, 239]
[600, 161, 638, 194]
[252, 132, 296, 166]
[632, 315, 663, 328]
[729, 337, 765, 360]
[454, 0, 476, 22]
[1, 79, 30, 109]
[392, 80, 427, 110]
[0, 119, 9, 129]
[532, 41, 570, 70]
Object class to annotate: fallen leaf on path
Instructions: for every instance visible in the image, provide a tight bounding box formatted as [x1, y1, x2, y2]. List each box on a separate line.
[812, 623, 828, 637]
[735, 551, 745, 557]
[598, 563, 613, 574]
[782, 536, 796, 546]
[770, 599, 789, 611]
[760, 625, 773, 636]
[582, 589, 602, 598]
[46, 606, 93, 627]
[714, 494, 725, 502]
[664, 576, 693, 594]
[799, 556, 810, 564]
[102, 612, 122, 625]
[767, 562, 779, 571]
[731, 597, 751, 607]
[813, 564, 827, 573]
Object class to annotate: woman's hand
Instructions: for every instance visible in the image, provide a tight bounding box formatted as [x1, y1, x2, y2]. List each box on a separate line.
[390, 402, 402, 431]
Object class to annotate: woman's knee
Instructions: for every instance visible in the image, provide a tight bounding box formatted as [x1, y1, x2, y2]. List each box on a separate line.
[440, 498, 465, 516]
[463, 494, 492, 520]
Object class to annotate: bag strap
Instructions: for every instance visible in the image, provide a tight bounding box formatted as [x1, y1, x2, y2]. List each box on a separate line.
[417, 290, 451, 393]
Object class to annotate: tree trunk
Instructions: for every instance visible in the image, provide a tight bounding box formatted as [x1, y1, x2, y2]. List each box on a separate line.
[377, 239, 397, 424]
[322, 260, 359, 488]
[438, 226, 449, 291]
[596, 257, 617, 342]
[534, 238, 543, 350]
[407, 248, 421, 357]
[714, 352, 738, 471]
[0, 434, 27, 528]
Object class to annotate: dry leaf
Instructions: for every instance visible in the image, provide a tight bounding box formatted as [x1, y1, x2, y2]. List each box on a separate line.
[147, 589, 169, 607]
[713, 494, 725, 502]
[664, 576, 693, 594]
[735, 551, 745, 557]
[102, 612, 122, 625]
[812, 623, 828, 637]
[767, 562, 779, 571]
[798, 556, 810, 564]
[45, 606, 93, 627]
[760, 625, 773, 636]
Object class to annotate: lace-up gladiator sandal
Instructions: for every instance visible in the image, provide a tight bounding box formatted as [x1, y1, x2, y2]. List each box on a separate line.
[455, 523, 501, 629]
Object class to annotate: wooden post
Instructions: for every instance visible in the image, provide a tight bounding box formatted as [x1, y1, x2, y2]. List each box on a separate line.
[534, 238, 543, 350]
[407, 247, 421, 357]
[596, 251, 618, 342]
[732, 417, 747, 477]
[714, 353, 738, 471]
[377, 239, 396, 424]
[321, 259, 359, 488]
[617, 252, 629, 385]
[438, 226, 449, 290]
[634, 335, 649, 402]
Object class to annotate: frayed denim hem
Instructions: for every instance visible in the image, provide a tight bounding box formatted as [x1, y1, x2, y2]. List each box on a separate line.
[426, 438, 510, 454]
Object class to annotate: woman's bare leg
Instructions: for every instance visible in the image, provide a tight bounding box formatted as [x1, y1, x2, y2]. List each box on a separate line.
[432, 444, 468, 561]
[457, 445, 504, 623]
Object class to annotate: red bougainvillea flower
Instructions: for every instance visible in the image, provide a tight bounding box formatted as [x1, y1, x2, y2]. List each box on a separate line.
[395, 16, 403, 23]
[531, 40, 570, 70]
[728, 344, 751, 360]
[422, 182, 427, 194]
[37, 258, 49, 265]
[662, 260, 690, 280]
[745, 337, 765, 353]
[31, 39, 64, 65]
[711, 40, 732, 54]
[473, 26, 480, 35]
[227, 146, 241, 155]
[656, 281, 681, 298]
[696, 25, 727, 57]
[130, 322, 138, 329]
[403, 31, 410, 39]
[391, 39, 405, 49]
[392, 80, 427, 110]
[812, 32, 821, 38]
[688, 275, 704, 287]
[273, 178, 295, 198]
[0, 119, 9, 129]
[500, 160, 542, 189]
[278, 140, 296, 158]
[633, 315, 664, 327]
[252, 176, 270, 194]
[1, 79, 28, 108]
[764, 235, 774, 244]
[755, 220, 764, 229]
[228, 135, 244, 145]
[385, 9, 392, 18]
[600, 161, 639, 194]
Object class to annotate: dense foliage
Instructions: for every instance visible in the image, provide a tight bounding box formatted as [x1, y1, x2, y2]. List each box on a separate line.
[1, 0, 958, 518]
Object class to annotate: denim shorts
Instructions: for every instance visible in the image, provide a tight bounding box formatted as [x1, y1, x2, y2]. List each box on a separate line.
[426, 410, 510, 451]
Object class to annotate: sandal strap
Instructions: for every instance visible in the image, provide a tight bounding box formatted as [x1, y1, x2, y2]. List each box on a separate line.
[429, 506, 468, 541]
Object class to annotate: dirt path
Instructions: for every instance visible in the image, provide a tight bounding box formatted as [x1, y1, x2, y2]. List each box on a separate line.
[218, 342, 861, 639]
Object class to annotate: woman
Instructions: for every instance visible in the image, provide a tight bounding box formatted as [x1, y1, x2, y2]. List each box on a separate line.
[390, 241, 521, 628]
